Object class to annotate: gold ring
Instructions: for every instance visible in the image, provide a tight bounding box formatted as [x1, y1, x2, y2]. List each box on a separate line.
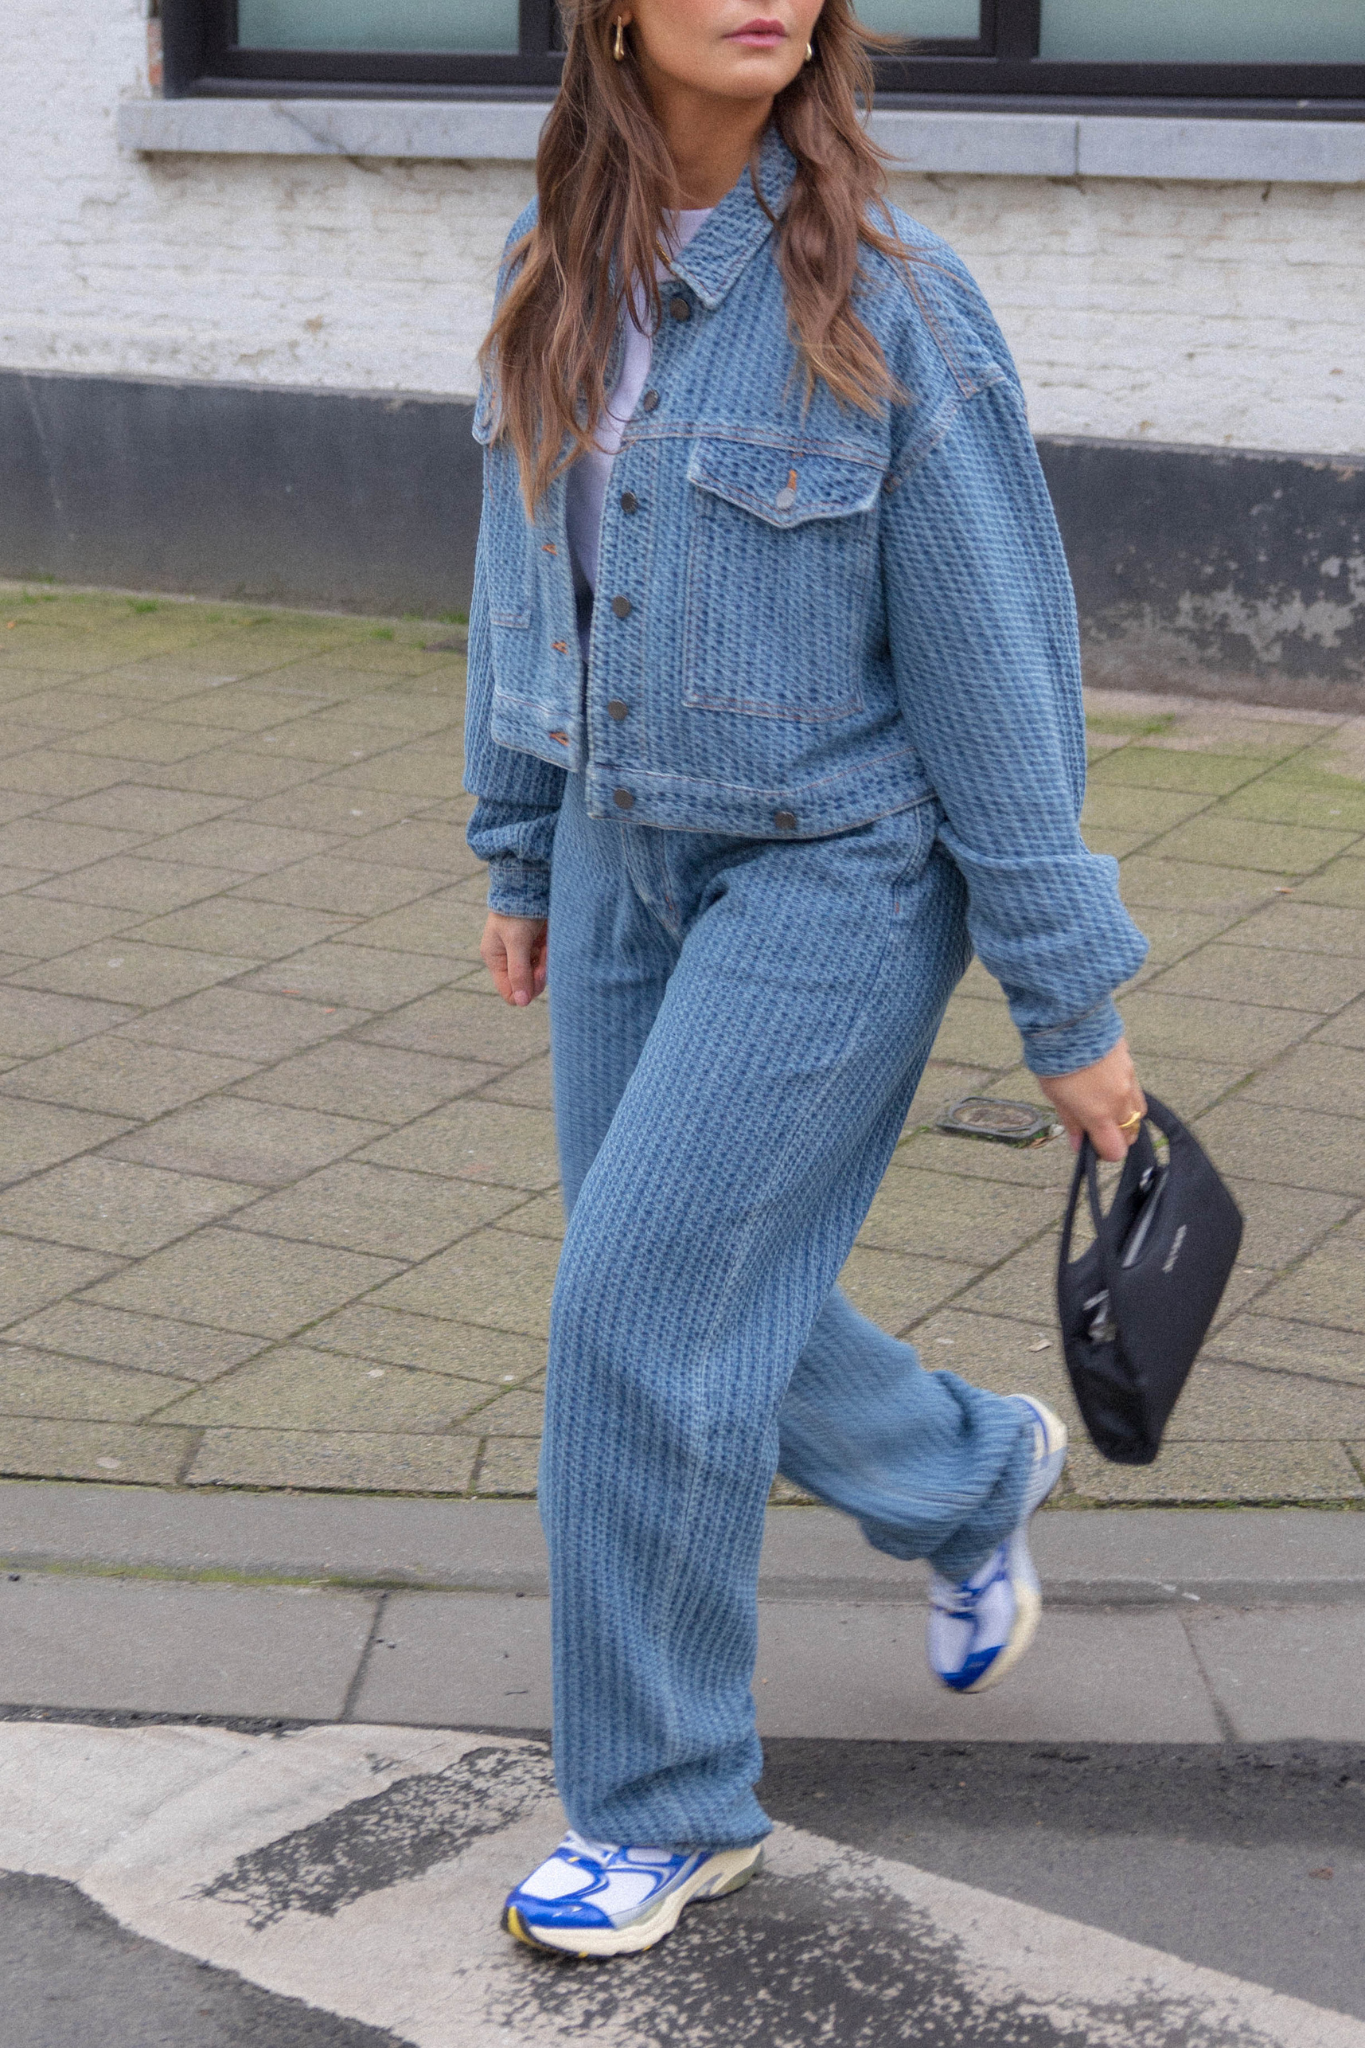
[1118, 1111, 1144, 1131]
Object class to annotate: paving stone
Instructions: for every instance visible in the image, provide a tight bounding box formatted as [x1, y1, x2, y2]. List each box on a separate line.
[1120, 991, 1316, 1065]
[0, 899, 138, 959]
[0, 1239, 122, 1329]
[1222, 774, 1365, 831]
[330, 888, 488, 961]
[0, 1157, 253, 1257]
[7, 938, 254, 1005]
[470, 1386, 546, 1435]
[1144, 814, 1357, 875]
[955, 1230, 1061, 1326]
[0, 1417, 190, 1484]
[1248, 1239, 1365, 1333]
[0, 818, 148, 874]
[163, 687, 341, 732]
[56, 717, 226, 763]
[360, 987, 551, 1065]
[1089, 749, 1272, 795]
[232, 855, 441, 916]
[836, 1247, 979, 1335]
[1115, 858, 1282, 917]
[476, 1053, 556, 1111]
[0, 1097, 132, 1183]
[1204, 1313, 1365, 1386]
[358, 1098, 560, 1190]
[4, 1302, 264, 1382]
[118, 986, 366, 1059]
[1318, 996, 1365, 1049]
[339, 819, 483, 877]
[473, 1437, 542, 1495]
[1239, 1042, 1365, 1117]
[1163, 1357, 1365, 1438]
[1119, 1053, 1247, 1117]
[126, 898, 356, 958]
[141, 819, 342, 873]
[1230, 899, 1365, 957]
[925, 995, 1021, 1068]
[234, 1162, 521, 1260]
[237, 943, 456, 1010]
[1066, 1439, 1364, 1504]
[30, 856, 251, 913]
[39, 784, 237, 834]
[1080, 785, 1212, 834]
[0, 986, 137, 1056]
[0, 1347, 193, 1420]
[0, 1036, 254, 1118]
[368, 1230, 561, 1339]
[895, 1126, 1077, 1189]
[894, 1308, 1073, 1417]
[235, 787, 424, 835]
[236, 721, 400, 765]
[320, 752, 468, 800]
[305, 1305, 543, 1383]
[1124, 905, 1240, 971]
[186, 1427, 478, 1493]
[1296, 859, 1365, 910]
[857, 1165, 1060, 1264]
[1220, 1176, 1357, 1268]
[160, 1346, 503, 1432]
[85, 1228, 401, 1338]
[1146, 943, 1365, 1014]
[107, 1098, 384, 1185]
[1193, 1100, 1365, 1195]
[1190, 1605, 1365, 1742]
[134, 749, 326, 799]
[493, 1193, 566, 1242]
[231, 1039, 496, 1123]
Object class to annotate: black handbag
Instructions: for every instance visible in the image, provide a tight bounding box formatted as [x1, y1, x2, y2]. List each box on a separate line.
[1056, 1094, 1243, 1465]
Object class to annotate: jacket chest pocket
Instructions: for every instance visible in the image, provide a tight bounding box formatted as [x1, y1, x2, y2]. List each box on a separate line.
[682, 439, 882, 722]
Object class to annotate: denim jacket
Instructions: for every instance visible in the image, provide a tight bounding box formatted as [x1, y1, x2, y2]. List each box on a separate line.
[465, 129, 1146, 1075]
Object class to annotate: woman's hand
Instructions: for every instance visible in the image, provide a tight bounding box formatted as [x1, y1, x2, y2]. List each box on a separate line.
[481, 913, 549, 1008]
[1038, 1038, 1146, 1164]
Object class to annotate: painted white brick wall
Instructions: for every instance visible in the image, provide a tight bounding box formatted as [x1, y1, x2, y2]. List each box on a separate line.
[3, 0, 1362, 454]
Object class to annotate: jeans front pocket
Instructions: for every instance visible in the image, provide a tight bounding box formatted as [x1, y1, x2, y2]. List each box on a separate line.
[682, 438, 882, 723]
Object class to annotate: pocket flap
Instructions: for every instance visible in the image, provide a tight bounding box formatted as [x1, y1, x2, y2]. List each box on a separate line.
[687, 439, 883, 528]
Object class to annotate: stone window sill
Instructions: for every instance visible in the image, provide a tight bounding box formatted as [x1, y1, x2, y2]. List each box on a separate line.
[116, 98, 1365, 183]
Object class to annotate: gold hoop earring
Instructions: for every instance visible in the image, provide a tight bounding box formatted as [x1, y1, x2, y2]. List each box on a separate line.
[805, 39, 814, 61]
[613, 18, 626, 61]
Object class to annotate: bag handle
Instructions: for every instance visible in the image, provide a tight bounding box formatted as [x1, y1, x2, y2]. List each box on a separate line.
[1060, 1093, 1179, 1295]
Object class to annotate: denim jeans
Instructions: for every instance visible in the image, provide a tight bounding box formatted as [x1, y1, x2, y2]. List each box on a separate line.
[541, 774, 1036, 1851]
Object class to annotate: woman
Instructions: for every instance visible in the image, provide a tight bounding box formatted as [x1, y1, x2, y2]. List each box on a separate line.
[466, 0, 1148, 1960]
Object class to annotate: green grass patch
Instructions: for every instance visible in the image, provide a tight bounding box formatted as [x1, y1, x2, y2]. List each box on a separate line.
[1085, 712, 1179, 739]
[127, 598, 160, 614]
[370, 626, 396, 641]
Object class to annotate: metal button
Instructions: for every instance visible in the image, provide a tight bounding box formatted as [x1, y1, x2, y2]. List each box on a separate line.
[607, 699, 629, 721]
[774, 809, 797, 831]
[613, 788, 635, 810]
[668, 296, 691, 322]
[620, 490, 639, 514]
[641, 389, 660, 412]
[611, 594, 632, 619]
[774, 485, 797, 512]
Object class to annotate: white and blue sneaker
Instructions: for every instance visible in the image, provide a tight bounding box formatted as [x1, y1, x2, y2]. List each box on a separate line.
[927, 1395, 1068, 1695]
[502, 1830, 764, 1958]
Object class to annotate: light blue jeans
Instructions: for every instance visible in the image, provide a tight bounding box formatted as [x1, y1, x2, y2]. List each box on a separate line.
[542, 774, 1036, 1851]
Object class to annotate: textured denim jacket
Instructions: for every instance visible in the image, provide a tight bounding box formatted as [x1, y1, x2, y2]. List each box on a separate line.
[465, 129, 1146, 1075]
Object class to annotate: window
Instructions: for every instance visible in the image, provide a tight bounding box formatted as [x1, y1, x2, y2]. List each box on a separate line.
[163, 1, 1365, 110]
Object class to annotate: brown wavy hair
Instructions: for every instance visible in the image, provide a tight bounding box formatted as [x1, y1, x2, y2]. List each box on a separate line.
[481, 0, 909, 511]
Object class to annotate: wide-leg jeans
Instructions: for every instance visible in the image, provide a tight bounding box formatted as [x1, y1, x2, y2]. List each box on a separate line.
[542, 774, 1036, 1851]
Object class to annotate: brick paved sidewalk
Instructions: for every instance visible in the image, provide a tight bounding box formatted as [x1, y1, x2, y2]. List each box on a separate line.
[0, 582, 1360, 1507]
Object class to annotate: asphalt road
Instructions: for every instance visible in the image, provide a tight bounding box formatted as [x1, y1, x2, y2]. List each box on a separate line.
[3, 1721, 1361, 2048]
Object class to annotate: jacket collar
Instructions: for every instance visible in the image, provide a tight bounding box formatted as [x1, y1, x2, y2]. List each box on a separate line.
[666, 125, 795, 312]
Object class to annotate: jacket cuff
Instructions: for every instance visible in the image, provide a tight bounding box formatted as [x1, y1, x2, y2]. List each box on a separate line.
[486, 857, 552, 921]
[1020, 996, 1125, 1078]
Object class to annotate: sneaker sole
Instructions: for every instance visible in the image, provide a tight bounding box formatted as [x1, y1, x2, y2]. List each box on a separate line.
[502, 1843, 764, 1959]
[958, 1398, 1068, 1696]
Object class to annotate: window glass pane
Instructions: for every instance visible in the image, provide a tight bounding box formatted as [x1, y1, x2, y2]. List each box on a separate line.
[1040, 0, 1365, 64]
[236, 0, 519, 53]
[855, 1, 980, 39]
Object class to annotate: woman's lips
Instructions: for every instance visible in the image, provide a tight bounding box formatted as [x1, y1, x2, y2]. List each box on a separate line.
[726, 17, 788, 46]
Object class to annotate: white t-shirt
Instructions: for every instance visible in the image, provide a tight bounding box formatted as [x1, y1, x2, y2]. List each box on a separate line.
[565, 207, 713, 650]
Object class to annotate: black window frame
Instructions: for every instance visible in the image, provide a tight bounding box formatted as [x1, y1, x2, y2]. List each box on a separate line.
[162, 0, 1365, 115]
